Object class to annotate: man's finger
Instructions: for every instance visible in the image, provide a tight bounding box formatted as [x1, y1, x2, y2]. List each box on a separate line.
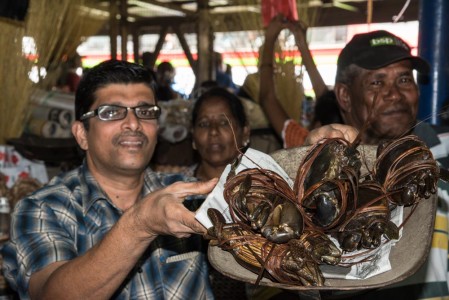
[164, 178, 219, 199]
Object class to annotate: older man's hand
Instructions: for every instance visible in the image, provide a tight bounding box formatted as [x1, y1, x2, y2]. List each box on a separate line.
[304, 124, 359, 145]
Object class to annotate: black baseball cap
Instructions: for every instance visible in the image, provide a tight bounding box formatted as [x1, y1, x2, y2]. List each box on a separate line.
[337, 30, 429, 75]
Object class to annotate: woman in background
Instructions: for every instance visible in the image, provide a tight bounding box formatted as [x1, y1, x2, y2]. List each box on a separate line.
[188, 86, 251, 181]
[186, 86, 251, 299]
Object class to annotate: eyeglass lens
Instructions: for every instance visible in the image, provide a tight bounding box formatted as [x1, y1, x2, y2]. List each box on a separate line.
[98, 105, 160, 120]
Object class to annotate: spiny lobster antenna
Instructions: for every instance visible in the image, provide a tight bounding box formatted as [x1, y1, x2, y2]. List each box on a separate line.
[356, 92, 380, 147]
[223, 113, 266, 171]
[353, 92, 380, 175]
[223, 113, 248, 157]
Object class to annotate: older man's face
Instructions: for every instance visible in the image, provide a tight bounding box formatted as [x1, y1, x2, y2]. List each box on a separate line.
[343, 60, 419, 143]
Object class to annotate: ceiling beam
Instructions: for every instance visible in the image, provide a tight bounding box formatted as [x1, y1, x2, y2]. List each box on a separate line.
[138, 0, 194, 15]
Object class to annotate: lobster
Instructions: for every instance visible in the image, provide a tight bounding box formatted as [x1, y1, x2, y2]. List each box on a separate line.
[223, 168, 302, 244]
[336, 180, 400, 252]
[289, 137, 398, 253]
[295, 138, 361, 230]
[206, 208, 341, 286]
[374, 135, 448, 206]
[331, 134, 449, 252]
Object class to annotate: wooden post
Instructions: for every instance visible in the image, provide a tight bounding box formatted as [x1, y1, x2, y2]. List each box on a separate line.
[174, 26, 197, 75]
[120, 0, 128, 61]
[132, 27, 140, 63]
[196, 0, 212, 87]
[152, 26, 169, 65]
[109, 0, 118, 60]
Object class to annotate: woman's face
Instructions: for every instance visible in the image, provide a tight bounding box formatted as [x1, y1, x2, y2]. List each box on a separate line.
[192, 96, 249, 169]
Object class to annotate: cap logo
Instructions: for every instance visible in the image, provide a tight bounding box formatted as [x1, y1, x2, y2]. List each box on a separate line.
[369, 36, 410, 51]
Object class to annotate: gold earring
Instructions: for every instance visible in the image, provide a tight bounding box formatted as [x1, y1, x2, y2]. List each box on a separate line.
[192, 141, 197, 150]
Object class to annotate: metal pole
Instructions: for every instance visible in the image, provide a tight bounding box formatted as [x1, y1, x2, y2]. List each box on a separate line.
[417, 0, 449, 124]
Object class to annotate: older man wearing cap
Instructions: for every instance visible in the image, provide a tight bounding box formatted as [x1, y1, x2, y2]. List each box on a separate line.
[260, 27, 449, 299]
[331, 29, 449, 300]
[334, 30, 431, 144]
[262, 28, 449, 162]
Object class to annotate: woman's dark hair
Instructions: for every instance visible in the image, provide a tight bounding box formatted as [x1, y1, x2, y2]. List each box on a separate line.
[75, 59, 157, 123]
[191, 87, 247, 128]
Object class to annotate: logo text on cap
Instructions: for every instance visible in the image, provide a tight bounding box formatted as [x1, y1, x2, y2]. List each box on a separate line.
[370, 36, 409, 51]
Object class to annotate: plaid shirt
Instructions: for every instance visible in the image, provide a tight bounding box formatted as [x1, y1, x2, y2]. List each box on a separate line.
[1, 161, 214, 300]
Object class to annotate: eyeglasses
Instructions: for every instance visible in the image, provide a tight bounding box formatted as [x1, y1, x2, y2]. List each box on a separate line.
[80, 104, 161, 121]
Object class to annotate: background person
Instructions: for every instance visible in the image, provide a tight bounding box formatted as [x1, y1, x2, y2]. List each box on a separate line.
[1, 59, 217, 299]
[214, 52, 237, 94]
[259, 14, 328, 148]
[189, 86, 250, 181]
[155, 61, 184, 101]
[140, 51, 157, 83]
[183, 86, 251, 299]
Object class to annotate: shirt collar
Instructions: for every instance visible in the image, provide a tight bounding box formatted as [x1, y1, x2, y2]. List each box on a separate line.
[79, 160, 110, 215]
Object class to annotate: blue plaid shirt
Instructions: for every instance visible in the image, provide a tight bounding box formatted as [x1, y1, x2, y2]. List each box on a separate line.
[1, 161, 214, 300]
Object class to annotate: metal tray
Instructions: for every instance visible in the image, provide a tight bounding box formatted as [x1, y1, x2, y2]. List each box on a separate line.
[208, 145, 436, 291]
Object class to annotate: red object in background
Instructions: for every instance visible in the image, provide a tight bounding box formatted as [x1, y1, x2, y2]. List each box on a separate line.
[261, 0, 298, 27]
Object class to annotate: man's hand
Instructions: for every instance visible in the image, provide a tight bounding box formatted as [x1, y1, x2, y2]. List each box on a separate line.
[304, 124, 359, 145]
[131, 178, 218, 239]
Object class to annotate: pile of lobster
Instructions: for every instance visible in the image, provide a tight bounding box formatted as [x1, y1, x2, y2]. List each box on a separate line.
[205, 135, 447, 286]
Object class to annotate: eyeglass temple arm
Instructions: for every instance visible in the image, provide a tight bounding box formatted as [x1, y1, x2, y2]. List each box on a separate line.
[80, 110, 96, 121]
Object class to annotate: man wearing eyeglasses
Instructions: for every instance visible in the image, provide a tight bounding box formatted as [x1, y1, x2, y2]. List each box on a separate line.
[1, 60, 218, 299]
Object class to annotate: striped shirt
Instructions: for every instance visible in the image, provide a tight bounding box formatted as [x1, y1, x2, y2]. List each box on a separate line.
[1, 161, 214, 300]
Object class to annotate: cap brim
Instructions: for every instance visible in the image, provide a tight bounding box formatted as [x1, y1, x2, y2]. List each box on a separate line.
[410, 57, 430, 75]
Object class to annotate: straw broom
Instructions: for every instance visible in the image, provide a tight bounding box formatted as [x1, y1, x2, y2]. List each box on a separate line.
[0, 0, 106, 144]
[0, 18, 34, 144]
